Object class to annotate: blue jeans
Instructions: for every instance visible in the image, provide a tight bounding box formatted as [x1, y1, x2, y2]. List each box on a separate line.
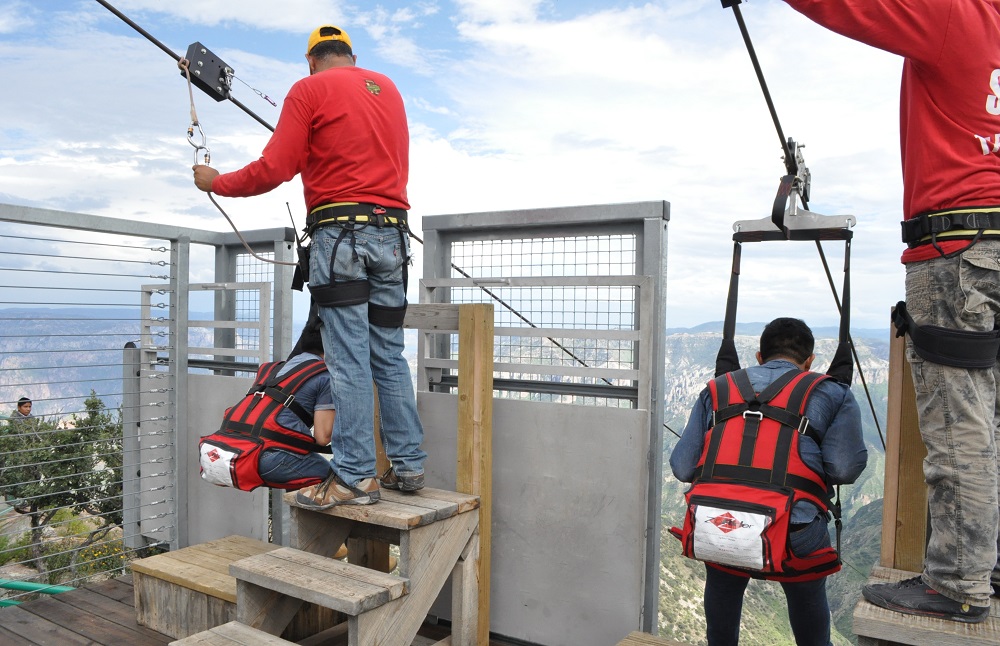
[904, 240, 1000, 606]
[258, 448, 332, 484]
[704, 517, 832, 646]
[310, 222, 427, 487]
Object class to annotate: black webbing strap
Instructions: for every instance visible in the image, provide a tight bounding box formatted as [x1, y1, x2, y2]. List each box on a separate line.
[901, 207, 1000, 245]
[260, 359, 329, 428]
[712, 369, 802, 427]
[225, 421, 332, 454]
[715, 242, 743, 377]
[306, 203, 408, 237]
[245, 362, 283, 397]
[260, 386, 312, 428]
[701, 464, 830, 503]
[714, 235, 854, 385]
[369, 301, 408, 327]
[310, 279, 370, 308]
[892, 301, 1000, 369]
[826, 237, 853, 385]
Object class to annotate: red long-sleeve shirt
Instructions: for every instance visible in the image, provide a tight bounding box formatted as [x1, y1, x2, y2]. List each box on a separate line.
[212, 65, 410, 211]
[784, 0, 1000, 262]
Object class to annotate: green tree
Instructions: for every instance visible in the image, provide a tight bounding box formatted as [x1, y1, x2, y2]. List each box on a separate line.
[0, 392, 123, 581]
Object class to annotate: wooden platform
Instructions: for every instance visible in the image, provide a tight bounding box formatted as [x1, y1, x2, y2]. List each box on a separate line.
[0, 575, 171, 645]
[854, 566, 1000, 645]
[130, 534, 340, 641]
[0, 576, 516, 646]
[617, 630, 690, 645]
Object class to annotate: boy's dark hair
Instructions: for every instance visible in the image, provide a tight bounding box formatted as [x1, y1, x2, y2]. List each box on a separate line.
[289, 303, 325, 359]
[17, 397, 30, 406]
[759, 317, 814, 364]
[309, 39, 353, 60]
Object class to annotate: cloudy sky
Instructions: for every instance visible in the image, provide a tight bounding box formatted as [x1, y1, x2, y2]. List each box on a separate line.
[0, 0, 906, 329]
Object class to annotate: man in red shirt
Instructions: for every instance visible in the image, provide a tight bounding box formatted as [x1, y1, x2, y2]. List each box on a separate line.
[779, 0, 1000, 624]
[194, 25, 426, 508]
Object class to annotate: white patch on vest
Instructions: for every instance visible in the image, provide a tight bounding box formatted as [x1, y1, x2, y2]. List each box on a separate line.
[692, 504, 772, 571]
[199, 442, 238, 487]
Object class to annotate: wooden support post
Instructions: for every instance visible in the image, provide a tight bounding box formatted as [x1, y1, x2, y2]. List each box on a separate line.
[880, 315, 928, 572]
[456, 303, 493, 646]
[450, 532, 480, 646]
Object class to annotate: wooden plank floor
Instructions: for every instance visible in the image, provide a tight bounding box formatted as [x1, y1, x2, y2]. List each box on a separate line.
[854, 567, 1000, 646]
[0, 575, 171, 646]
[0, 575, 517, 646]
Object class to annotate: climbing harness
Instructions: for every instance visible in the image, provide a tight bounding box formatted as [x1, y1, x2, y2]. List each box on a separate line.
[670, 368, 843, 581]
[304, 202, 412, 327]
[199, 359, 332, 491]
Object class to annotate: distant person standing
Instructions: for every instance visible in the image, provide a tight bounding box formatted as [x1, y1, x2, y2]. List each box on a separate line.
[193, 24, 426, 507]
[4, 397, 34, 512]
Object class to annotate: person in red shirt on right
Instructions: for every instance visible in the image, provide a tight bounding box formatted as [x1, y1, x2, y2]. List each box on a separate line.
[772, 0, 1000, 624]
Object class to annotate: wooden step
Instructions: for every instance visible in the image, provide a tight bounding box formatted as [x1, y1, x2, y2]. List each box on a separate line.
[170, 620, 297, 645]
[617, 630, 692, 646]
[231, 546, 409, 617]
[283, 487, 479, 530]
[854, 566, 1000, 646]
[130, 535, 340, 640]
[132, 534, 278, 604]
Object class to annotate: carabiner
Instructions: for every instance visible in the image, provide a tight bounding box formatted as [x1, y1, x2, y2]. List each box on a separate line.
[187, 121, 211, 166]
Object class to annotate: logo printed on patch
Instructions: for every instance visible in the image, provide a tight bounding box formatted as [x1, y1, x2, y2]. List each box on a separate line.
[706, 511, 752, 533]
[365, 79, 381, 95]
[208, 449, 221, 462]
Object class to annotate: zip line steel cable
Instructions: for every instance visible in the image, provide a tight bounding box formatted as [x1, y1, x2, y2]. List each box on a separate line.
[723, 0, 885, 450]
[95, 0, 679, 436]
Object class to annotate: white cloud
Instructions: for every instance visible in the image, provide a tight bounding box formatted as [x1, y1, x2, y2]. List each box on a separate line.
[107, 0, 350, 31]
[0, 1, 33, 33]
[1, 0, 914, 330]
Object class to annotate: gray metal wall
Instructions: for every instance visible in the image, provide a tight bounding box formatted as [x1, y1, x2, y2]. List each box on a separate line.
[418, 201, 669, 644]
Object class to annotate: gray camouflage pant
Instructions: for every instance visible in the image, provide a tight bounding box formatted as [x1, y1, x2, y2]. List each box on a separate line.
[904, 239, 1000, 607]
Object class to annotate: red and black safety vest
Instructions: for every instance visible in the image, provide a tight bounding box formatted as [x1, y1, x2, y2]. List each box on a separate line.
[671, 368, 841, 582]
[200, 359, 332, 491]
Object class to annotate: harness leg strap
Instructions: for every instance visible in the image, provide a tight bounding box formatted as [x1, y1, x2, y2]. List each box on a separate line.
[892, 300, 1000, 369]
[369, 301, 407, 327]
[309, 279, 370, 307]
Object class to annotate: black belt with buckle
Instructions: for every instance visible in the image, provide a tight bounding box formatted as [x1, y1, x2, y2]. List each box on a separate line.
[306, 203, 408, 236]
[901, 206, 1000, 246]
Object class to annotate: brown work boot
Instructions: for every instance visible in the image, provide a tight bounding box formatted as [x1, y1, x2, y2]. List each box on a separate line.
[379, 466, 425, 492]
[295, 472, 380, 510]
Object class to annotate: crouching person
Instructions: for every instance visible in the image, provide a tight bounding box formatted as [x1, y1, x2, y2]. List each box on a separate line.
[199, 311, 336, 491]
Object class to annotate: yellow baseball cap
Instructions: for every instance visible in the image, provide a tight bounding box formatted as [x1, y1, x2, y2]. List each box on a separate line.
[307, 25, 353, 55]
